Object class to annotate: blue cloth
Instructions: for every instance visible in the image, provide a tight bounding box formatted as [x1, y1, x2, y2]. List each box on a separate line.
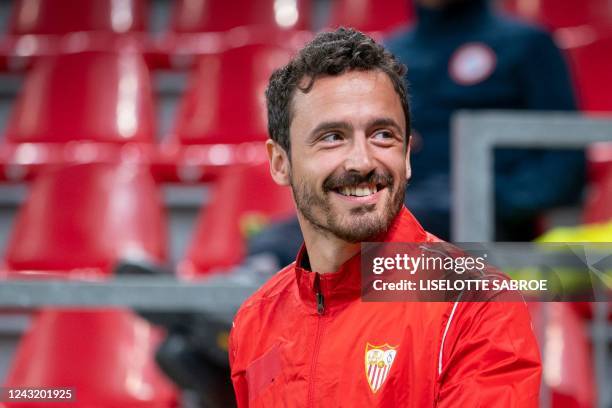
[386, 0, 585, 240]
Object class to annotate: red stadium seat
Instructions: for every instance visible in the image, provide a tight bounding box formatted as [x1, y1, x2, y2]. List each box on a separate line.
[501, 0, 612, 30]
[561, 26, 612, 112]
[170, 43, 291, 145]
[1, 163, 174, 405]
[528, 303, 595, 408]
[7, 0, 148, 35]
[4, 51, 155, 145]
[327, 0, 415, 35]
[559, 27, 612, 226]
[169, 0, 311, 33]
[583, 143, 612, 224]
[3, 163, 166, 278]
[153, 0, 311, 69]
[2, 309, 178, 408]
[179, 163, 295, 278]
[0, 1, 150, 72]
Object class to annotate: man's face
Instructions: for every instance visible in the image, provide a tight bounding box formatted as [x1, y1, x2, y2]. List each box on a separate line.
[283, 70, 409, 243]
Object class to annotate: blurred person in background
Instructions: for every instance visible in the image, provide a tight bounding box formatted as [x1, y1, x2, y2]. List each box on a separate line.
[229, 28, 541, 407]
[385, 0, 585, 240]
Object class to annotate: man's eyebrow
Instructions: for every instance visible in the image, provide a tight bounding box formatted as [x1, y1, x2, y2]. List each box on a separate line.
[308, 121, 354, 141]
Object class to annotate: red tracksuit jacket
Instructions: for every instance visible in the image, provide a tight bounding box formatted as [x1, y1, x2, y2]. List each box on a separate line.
[229, 207, 541, 407]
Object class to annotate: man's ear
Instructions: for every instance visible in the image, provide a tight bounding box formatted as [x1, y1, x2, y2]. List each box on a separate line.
[405, 139, 412, 181]
[266, 139, 291, 186]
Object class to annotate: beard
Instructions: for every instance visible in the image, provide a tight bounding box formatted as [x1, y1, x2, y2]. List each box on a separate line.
[290, 168, 405, 243]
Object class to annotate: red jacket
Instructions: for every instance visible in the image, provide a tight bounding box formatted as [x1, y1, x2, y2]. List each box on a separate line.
[229, 208, 541, 407]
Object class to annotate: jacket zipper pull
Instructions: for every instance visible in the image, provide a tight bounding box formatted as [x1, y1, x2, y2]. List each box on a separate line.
[314, 273, 325, 315]
[316, 291, 325, 315]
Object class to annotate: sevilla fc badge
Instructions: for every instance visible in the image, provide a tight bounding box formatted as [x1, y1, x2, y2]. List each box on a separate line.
[365, 343, 398, 393]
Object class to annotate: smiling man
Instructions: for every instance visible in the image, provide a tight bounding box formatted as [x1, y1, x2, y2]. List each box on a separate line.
[229, 28, 541, 407]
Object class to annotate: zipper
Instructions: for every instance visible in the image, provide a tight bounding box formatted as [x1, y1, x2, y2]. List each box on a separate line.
[314, 272, 325, 315]
[307, 273, 326, 407]
[316, 291, 325, 315]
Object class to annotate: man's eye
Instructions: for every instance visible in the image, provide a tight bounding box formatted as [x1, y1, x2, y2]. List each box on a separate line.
[321, 133, 343, 142]
[373, 130, 393, 140]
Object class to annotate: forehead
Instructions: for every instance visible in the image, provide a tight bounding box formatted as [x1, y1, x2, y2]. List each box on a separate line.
[289, 70, 406, 135]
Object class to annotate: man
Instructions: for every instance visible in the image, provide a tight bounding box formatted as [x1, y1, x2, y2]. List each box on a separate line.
[229, 28, 541, 407]
[385, 0, 584, 240]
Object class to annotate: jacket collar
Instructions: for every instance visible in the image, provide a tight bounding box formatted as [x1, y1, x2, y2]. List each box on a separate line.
[294, 207, 430, 314]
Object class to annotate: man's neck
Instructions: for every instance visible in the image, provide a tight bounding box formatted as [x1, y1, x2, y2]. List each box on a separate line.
[297, 214, 360, 274]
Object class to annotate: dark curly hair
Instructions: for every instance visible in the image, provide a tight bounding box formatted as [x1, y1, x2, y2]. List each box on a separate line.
[265, 27, 410, 156]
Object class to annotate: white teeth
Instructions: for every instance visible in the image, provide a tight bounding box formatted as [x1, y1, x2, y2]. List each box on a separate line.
[338, 185, 377, 197]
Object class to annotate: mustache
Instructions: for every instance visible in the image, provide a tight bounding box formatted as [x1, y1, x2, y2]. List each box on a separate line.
[322, 170, 394, 192]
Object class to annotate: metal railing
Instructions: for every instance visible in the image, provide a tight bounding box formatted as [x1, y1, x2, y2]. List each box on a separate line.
[451, 111, 612, 242]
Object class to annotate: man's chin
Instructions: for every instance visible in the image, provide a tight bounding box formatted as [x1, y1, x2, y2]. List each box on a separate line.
[329, 211, 390, 243]
[292, 182, 404, 243]
[348, 203, 377, 215]
[331, 225, 385, 243]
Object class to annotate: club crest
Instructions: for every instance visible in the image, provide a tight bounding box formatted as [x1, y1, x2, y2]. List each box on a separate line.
[365, 343, 397, 393]
[449, 42, 497, 86]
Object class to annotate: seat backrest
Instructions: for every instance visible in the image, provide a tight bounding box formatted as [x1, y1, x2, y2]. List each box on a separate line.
[8, 0, 148, 35]
[169, 0, 311, 33]
[327, 0, 414, 34]
[181, 162, 295, 277]
[527, 302, 595, 408]
[5, 51, 155, 144]
[5, 163, 166, 277]
[501, 0, 612, 29]
[563, 27, 612, 112]
[583, 174, 612, 224]
[171, 43, 291, 145]
[4, 309, 178, 407]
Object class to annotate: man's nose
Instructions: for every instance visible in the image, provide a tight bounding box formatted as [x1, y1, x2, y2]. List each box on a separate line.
[344, 135, 375, 174]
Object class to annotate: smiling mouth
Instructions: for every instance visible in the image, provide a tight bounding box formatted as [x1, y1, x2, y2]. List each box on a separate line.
[333, 182, 385, 197]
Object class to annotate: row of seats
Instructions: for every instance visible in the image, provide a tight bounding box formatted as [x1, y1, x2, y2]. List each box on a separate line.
[2, 0, 612, 69]
[3, 0, 611, 36]
[0, 160, 294, 407]
[0, 44, 292, 182]
[5, 0, 308, 35]
[0, 0, 414, 70]
[1, 162, 295, 278]
[0, 31, 610, 165]
[3, 0, 414, 36]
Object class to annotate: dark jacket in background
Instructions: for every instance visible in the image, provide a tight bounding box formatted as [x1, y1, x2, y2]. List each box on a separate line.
[385, 0, 585, 240]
